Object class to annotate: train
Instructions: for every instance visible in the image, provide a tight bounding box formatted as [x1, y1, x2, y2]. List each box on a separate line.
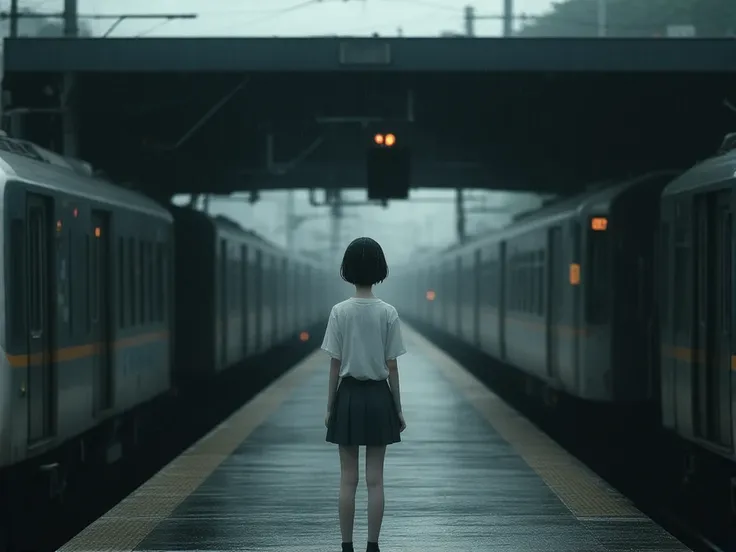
[0, 135, 339, 477]
[385, 133, 736, 472]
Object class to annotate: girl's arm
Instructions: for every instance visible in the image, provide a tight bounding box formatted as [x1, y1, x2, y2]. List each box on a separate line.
[387, 359, 402, 413]
[326, 357, 341, 414]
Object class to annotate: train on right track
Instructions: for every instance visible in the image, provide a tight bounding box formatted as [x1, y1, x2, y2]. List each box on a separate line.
[385, 132, 736, 491]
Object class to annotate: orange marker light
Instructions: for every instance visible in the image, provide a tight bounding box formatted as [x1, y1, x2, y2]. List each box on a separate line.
[385, 133, 396, 147]
[94, 227, 101, 238]
[299, 331, 310, 342]
[374, 133, 384, 145]
[56, 220, 62, 232]
[569, 263, 581, 285]
[426, 290, 436, 301]
[590, 217, 608, 231]
[73, 208, 78, 218]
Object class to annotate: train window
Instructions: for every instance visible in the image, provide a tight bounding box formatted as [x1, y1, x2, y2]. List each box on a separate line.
[658, 222, 670, 329]
[139, 241, 145, 325]
[67, 231, 74, 334]
[10, 219, 26, 341]
[524, 254, 530, 313]
[147, 242, 154, 323]
[155, 244, 164, 321]
[129, 237, 137, 326]
[537, 251, 545, 316]
[118, 238, 125, 328]
[90, 232, 99, 325]
[586, 228, 611, 324]
[28, 207, 44, 334]
[721, 211, 731, 330]
[673, 207, 691, 334]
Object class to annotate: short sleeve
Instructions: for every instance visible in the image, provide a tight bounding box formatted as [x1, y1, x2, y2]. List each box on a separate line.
[385, 316, 407, 361]
[321, 308, 342, 360]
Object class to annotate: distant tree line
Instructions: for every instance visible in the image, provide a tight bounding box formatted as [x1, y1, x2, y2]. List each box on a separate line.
[516, 0, 736, 37]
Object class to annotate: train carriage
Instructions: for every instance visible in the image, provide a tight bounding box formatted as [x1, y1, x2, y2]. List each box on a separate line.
[394, 170, 677, 404]
[659, 147, 736, 459]
[0, 143, 174, 468]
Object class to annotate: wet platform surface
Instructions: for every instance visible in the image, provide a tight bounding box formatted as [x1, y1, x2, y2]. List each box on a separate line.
[60, 325, 691, 552]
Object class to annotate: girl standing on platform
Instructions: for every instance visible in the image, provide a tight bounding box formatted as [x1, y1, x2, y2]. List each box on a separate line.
[322, 237, 407, 552]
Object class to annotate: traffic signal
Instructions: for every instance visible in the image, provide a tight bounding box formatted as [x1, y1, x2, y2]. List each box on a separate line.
[367, 133, 410, 200]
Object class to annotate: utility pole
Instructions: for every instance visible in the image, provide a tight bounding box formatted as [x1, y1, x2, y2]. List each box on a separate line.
[9, 0, 18, 37]
[464, 5, 475, 36]
[456, 188, 466, 244]
[503, 0, 513, 37]
[64, 0, 78, 37]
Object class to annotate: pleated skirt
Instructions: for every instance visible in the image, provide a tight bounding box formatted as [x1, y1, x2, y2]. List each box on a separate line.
[326, 376, 402, 446]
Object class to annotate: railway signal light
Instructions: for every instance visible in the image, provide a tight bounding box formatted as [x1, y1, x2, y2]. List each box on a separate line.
[367, 132, 410, 200]
[373, 133, 397, 147]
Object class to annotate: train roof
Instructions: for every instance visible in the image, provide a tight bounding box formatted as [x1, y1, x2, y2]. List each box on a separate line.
[414, 170, 679, 264]
[0, 139, 171, 221]
[662, 144, 736, 197]
[176, 209, 322, 267]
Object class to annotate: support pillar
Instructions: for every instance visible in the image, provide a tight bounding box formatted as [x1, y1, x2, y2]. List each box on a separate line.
[327, 189, 343, 259]
[60, 73, 78, 158]
[456, 187, 466, 243]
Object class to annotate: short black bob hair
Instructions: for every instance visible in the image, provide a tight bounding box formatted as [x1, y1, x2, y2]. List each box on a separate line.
[340, 237, 389, 287]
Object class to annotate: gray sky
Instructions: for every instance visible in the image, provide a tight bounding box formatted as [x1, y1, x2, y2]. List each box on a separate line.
[71, 0, 557, 38]
[21, 0, 551, 263]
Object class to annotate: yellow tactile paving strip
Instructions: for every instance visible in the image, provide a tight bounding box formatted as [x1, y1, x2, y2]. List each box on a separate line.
[404, 325, 646, 520]
[58, 351, 323, 552]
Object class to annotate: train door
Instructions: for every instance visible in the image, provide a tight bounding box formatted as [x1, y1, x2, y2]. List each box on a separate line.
[27, 195, 55, 442]
[219, 239, 228, 368]
[547, 226, 563, 379]
[499, 242, 507, 359]
[90, 212, 113, 414]
[693, 192, 732, 448]
[473, 249, 481, 347]
[241, 245, 248, 357]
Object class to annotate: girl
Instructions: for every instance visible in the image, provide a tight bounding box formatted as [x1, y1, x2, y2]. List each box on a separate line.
[321, 237, 407, 552]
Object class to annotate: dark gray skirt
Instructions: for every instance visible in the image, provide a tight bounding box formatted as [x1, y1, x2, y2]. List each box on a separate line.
[326, 376, 402, 446]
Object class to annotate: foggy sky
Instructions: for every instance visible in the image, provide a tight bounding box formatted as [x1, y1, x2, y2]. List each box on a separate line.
[13, 0, 551, 265]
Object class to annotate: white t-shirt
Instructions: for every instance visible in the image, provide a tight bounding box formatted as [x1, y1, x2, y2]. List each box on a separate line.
[321, 297, 407, 381]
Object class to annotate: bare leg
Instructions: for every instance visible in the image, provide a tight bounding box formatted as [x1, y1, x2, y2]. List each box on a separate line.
[365, 445, 387, 543]
[339, 445, 359, 543]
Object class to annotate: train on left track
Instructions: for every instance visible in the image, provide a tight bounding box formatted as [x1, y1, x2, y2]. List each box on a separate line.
[0, 134, 340, 479]
[384, 133, 736, 487]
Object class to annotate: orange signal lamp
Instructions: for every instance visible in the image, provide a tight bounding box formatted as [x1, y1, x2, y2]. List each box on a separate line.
[590, 217, 608, 231]
[374, 133, 384, 145]
[385, 133, 396, 146]
[299, 331, 310, 342]
[426, 290, 436, 301]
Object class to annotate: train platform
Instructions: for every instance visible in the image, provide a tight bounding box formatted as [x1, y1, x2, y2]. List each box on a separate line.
[58, 326, 691, 552]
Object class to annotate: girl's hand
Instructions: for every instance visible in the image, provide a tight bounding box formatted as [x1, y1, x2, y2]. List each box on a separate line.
[398, 412, 406, 432]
